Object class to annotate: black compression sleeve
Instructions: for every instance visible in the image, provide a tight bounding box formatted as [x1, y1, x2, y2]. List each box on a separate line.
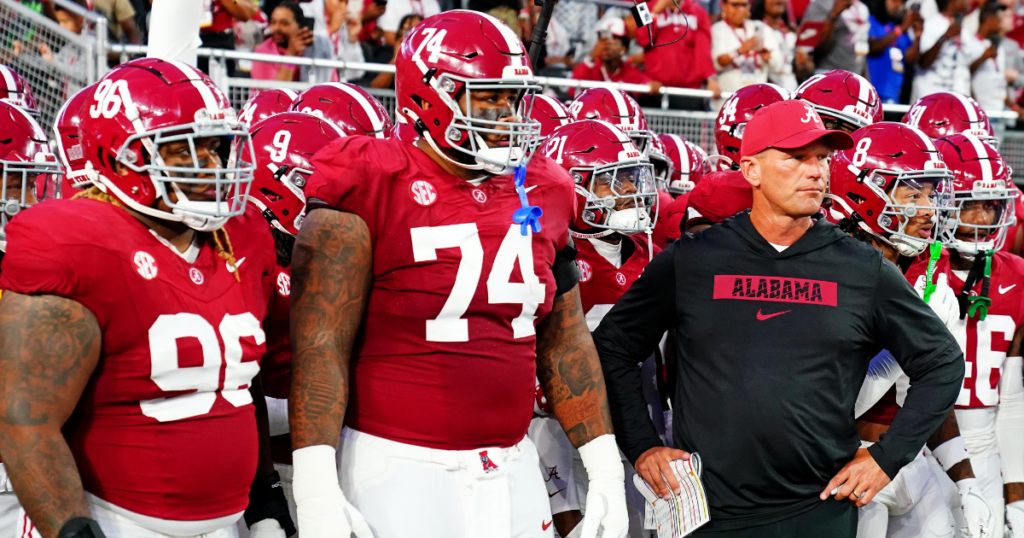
[553, 235, 580, 296]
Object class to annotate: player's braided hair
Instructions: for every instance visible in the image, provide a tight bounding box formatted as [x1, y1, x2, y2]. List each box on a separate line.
[73, 185, 241, 282]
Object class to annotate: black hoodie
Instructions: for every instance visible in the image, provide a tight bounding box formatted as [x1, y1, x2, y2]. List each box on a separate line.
[593, 211, 964, 531]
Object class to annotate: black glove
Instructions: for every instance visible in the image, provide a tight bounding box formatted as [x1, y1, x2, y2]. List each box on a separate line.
[57, 518, 106, 538]
[244, 471, 297, 537]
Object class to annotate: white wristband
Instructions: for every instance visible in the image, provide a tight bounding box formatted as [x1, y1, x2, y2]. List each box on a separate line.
[578, 434, 625, 481]
[933, 436, 970, 472]
[292, 445, 343, 505]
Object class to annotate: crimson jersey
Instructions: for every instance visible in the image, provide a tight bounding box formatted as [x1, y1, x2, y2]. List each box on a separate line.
[652, 189, 675, 248]
[0, 199, 274, 523]
[577, 236, 657, 331]
[260, 265, 292, 399]
[664, 193, 690, 241]
[304, 136, 576, 450]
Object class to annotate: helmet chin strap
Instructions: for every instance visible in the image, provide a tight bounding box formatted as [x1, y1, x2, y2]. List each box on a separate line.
[170, 183, 229, 232]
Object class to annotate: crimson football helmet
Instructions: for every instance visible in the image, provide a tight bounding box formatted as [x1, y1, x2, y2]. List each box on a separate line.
[79, 58, 255, 232]
[714, 83, 790, 171]
[234, 112, 345, 235]
[569, 88, 651, 155]
[542, 120, 656, 238]
[903, 92, 998, 149]
[658, 134, 707, 196]
[239, 88, 299, 128]
[935, 133, 1016, 255]
[53, 84, 96, 189]
[519, 94, 571, 153]
[290, 83, 393, 138]
[0, 65, 38, 116]
[794, 70, 882, 133]
[395, 10, 540, 175]
[0, 101, 62, 248]
[827, 122, 955, 257]
[648, 132, 673, 191]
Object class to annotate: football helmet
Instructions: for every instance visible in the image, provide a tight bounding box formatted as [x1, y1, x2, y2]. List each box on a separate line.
[395, 10, 540, 175]
[53, 84, 96, 189]
[794, 70, 882, 133]
[79, 58, 255, 232]
[239, 88, 299, 128]
[935, 133, 1016, 255]
[658, 133, 707, 196]
[542, 120, 656, 238]
[0, 101, 62, 248]
[903, 92, 998, 149]
[827, 122, 955, 257]
[234, 112, 346, 235]
[648, 132, 673, 191]
[714, 83, 790, 171]
[519, 94, 571, 153]
[0, 65, 38, 116]
[569, 88, 651, 154]
[289, 83, 393, 138]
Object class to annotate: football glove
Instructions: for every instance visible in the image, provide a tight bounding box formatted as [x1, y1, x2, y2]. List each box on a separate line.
[957, 478, 996, 538]
[578, 435, 628, 538]
[293, 445, 373, 538]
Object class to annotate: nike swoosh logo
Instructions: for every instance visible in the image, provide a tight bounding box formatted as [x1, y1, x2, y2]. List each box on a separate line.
[756, 309, 791, 321]
[1001, 284, 1016, 294]
[542, 520, 553, 531]
[548, 488, 565, 498]
[525, 185, 538, 193]
[226, 257, 246, 273]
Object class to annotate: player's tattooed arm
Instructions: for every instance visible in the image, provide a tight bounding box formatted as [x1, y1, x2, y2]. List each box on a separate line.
[926, 410, 976, 482]
[536, 285, 614, 448]
[289, 209, 372, 450]
[0, 292, 101, 538]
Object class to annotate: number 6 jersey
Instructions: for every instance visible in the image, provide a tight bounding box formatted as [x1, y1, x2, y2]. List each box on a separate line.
[304, 135, 576, 451]
[0, 199, 275, 530]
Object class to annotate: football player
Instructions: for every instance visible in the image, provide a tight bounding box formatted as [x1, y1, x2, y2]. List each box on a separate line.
[646, 133, 675, 249]
[231, 111, 347, 537]
[288, 82, 393, 138]
[712, 82, 791, 171]
[906, 133, 1023, 538]
[238, 88, 299, 128]
[530, 120, 659, 538]
[794, 70, 883, 134]
[52, 84, 96, 196]
[0, 64, 39, 117]
[290, 10, 627, 538]
[0, 99, 63, 538]
[569, 88, 651, 156]
[519, 94, 572, 155]
[657, 134, 709, 244]
[0, 58, 276, 538]
[828, 122, 994, 538]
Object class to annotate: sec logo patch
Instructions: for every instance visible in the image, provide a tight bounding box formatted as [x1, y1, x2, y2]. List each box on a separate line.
[410, 180, 438, 207]
[577, 260, 593, 283]
[277, 272, 291, 296]
[133, 251, 158, 280]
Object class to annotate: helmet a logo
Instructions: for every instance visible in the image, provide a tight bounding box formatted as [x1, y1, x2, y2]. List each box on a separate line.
[577, 260, 593, 283]
[277, 272, 291, 296]
[410, 180, 438, 207]
[189, 267, 205, 285]
[133, 251, 158, 280]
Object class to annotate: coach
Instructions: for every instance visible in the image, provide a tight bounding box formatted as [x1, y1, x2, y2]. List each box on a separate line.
[593, 101, 965, 537]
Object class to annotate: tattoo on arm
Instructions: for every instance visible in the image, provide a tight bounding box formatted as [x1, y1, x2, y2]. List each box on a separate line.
[536, 286, 614, 448]
[1006, 482, 1024, 504]
[926, 410, 975, 482]
[289, 210, 372, 450]
[0, 292, 101, 538]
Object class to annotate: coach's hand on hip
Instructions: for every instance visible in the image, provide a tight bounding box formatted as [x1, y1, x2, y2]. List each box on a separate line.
[635, 446, 692, 499]
[821, 448, 891, 507]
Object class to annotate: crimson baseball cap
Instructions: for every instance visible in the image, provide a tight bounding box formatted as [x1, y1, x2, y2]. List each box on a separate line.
[739, 100, 855, 158]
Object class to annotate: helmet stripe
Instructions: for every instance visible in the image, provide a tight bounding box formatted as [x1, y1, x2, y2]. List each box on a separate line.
[964, 133, 993, 182]
[281, 88, 299, 100]
[765, 83, 790, 100]
[609, 90, 633, 130]
[163, 59, 222, 116]
[331, 83, 386, 136]
[856, 75, 869, 113]
[482, 11, 525, 67]
[951, 92, 980, 123]
[536, 95, 570, 125]
[668, 134, 689, 171]
[0, 65, 15, 93]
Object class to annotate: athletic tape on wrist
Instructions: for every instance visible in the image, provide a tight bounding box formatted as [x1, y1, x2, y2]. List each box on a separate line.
[578, 434, 624, 481]
[292, 444, 343, 504]
[933, 436, 970, 472]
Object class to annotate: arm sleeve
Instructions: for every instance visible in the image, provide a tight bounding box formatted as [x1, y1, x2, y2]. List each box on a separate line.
[867, 258, 965, 479]
[592, 244, 677, 463]
[998, 355, 1024, 483]
[553, 236, 580, 296]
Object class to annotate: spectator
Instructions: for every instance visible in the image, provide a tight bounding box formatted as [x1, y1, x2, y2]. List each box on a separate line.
[632, 0, 719, 110]
[251, 2, 335, 83]
[803, 0, 872, 75]
[91, 0, 142, 65]
[866, 0, 921, 103]
[753, 0, 803, 90]
[552, 0, 601, 65]
[695, 0, 724, 21]
[966, 2, 1010, 114]
[369, 13, 422, 88]
[326, 0, 366, 80]
[197, 0, 258, 76]
[519, 0, 574, 73]
[915, 0, 972, 98]
[468, 0, 520, 31]
[711, 0, 784, 111]
[12, 0, 90, 95]
[1002, 6, 1024, 116]
[378, 0, 440, 45]
[570, 18, 662, 100]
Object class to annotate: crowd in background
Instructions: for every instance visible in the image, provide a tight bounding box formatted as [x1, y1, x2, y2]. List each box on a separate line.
[12, 0, 1024, 121]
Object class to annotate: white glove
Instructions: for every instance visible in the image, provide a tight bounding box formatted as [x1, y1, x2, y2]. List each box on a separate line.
[293, 445, 374, 538]
[915, 272, 960, 327]
[1006, 500, 1024, 538]
[578, 435, 629, 538]
[958, 478, 996, 538]
[249, 519, 287, 538]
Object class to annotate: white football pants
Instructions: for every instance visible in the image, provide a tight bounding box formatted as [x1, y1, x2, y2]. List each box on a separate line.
[857, 450, 956, 538]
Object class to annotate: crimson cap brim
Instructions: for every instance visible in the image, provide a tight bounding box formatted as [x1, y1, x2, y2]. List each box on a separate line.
[766, 128, 855, 153]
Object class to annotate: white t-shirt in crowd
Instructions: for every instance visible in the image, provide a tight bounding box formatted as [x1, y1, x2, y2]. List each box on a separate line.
[963, 33, 1008, 113]
[914, 13, 972, 98]
[377, 0, 441, 33]
[710, 19, 783, 111]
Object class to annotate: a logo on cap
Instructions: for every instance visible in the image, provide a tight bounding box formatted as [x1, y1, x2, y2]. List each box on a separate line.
[800, 106, 821, 125]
